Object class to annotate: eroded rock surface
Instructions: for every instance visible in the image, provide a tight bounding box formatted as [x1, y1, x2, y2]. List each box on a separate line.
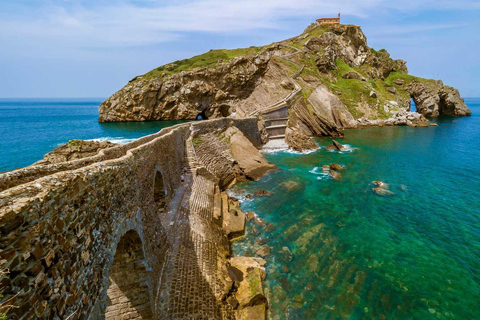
[408, 81, 471, 117]
[35, 140, 116, 165]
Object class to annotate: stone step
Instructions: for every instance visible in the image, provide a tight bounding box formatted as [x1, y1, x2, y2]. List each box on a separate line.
[266, 124, 287, 130]
[268, 134, 286, 140]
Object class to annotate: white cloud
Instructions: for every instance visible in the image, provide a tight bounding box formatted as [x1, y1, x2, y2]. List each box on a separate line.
[0, 0, 478, 48]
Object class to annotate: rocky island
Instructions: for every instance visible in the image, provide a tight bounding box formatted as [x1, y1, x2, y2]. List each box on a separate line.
[99, 23, 470, 150]
[0, 21, 472, 320]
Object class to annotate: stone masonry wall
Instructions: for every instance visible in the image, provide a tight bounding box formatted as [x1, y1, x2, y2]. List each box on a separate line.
[0, 118, 263, 320]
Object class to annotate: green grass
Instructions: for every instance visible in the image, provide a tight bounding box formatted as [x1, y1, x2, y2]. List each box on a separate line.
[319, 59, 370, 118]
[192, 138, 203, 147]
[142, 47, 263, 79]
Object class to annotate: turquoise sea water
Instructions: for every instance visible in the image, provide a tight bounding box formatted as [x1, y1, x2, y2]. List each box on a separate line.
[0, 98, 188, 172]
[232, 98, 480, 320]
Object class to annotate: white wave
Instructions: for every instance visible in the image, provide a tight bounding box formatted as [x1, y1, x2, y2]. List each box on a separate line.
[87, 137, 137, 144]
[226, 189, 254, 204]
[310, 166, 332, 180]
[325, 144, 357, 153]
[309, 166, 322, 174]
[261, 146, 319, 155]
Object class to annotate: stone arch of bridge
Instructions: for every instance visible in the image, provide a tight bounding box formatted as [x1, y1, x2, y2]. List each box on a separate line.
[104, 229, 154, 320]
[153, 165, 168, 214]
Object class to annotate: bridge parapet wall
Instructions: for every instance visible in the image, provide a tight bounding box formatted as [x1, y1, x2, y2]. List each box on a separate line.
[0, 118, 261, 320]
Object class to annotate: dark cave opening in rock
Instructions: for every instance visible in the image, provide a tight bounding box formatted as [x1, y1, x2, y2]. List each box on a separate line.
[196, 110, 208, 120]
[105, 230, 153, 320]
[219, 105, 232, 117]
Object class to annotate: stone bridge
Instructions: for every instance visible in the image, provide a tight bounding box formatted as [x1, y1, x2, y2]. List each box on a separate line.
[0, 118, 266, 320]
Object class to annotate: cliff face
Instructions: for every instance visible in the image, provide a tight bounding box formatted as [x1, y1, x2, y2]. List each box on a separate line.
[99, 23, 471, 136]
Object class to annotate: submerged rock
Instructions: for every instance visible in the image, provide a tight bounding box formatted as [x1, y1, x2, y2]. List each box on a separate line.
[280, 180, 301, 192]
[373, 187, 395, 196]
[254, 189, 272, 197]
[280, 246, 293, 262]
[256, 245, 271, 257]
[254, 217, 267, 227]
[265, 223, 276, 232]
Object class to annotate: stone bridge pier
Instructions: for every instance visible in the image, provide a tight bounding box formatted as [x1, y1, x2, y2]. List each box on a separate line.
[0, 118, 263, 320]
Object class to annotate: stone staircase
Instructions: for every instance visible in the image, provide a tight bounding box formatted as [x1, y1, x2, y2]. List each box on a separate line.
[184, 129, 201, 174]
[248, 44, 304, 149]
[255, 78, 302, 149]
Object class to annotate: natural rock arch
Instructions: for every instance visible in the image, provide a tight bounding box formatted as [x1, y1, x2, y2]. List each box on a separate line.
[153, 167, 167, 213]
[105, 230, 153, 320]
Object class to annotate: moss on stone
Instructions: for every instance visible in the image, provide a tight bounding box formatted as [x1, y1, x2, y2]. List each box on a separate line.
[192, 138, 204, 146]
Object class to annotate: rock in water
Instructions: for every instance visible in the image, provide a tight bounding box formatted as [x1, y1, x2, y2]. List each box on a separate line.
[329, 169, 342, 181]
[280, 180, 301, 192]
[372, 181, 389, 189]
[246, 212, 255, 221]
[254, 217, 266, 227]
[329, 163, 344, 171]
[280, 246, 293, 262]
[373, 187, 395, 196]
[254, 189, 272, 197]
[326, 139, 345, 151]
[408, 81, 471, 117]
[256, 245, 271, 257]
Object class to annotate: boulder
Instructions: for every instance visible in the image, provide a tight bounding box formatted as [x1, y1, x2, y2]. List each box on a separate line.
[394, 78, 405, 86]
[329, 169, 342, 181]
[255, 237, 268, 245]
[373, 187, 395, 196]
[369, 90, 377, 98]
[256, 245, 271, 257]
[254, 217, 266, 227]
[254, 190, 271, 197]
[342, 71, 363, 80]
[246, 212, 255, 221]
[387, 87, 397, 94]
[227, 127, 278, 180]
[230, 257, 267, 319]
[372, 181, 389, 189]
[329, 163, 344, 171]
[280, 246, 293, 262]
[223, 195, 246, 238]
[326, 139, 345, 152]
[285, 126, 317, 152]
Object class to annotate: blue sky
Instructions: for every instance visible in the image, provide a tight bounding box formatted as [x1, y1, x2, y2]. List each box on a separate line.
[0, 0, 479, 98]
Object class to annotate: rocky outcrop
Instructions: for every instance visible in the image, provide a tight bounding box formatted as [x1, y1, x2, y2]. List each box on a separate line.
[229, 257, 267, 320]
[99, 53, 271, 122]
[307, 85, 357, 129]
[99, 23, 471, 148]
[285, 126, 317, 152]
[34, 139, 116, 165]
[194, 125, 277, 188]
[408, 80, 471, 117]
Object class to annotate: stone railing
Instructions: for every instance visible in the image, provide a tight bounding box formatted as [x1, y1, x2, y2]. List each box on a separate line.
[0, 117, 263, 320]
